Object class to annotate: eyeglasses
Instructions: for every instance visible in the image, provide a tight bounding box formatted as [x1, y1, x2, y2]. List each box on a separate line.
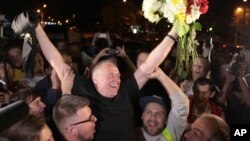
[69, 114, 95, 126]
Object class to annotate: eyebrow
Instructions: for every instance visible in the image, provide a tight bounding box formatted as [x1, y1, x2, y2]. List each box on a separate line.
[70, 113, 92, 126]
[192, 127, 203, 135]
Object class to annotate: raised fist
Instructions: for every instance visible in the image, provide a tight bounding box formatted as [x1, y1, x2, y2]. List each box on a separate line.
[12, 11, 40, 35]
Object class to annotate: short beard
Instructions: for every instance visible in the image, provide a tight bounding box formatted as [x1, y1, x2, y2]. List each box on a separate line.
[142, 124, 165, 136]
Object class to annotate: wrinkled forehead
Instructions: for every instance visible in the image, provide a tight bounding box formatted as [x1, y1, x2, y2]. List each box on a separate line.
[145, 102, 166, 112]
[192, 118, 214, 138]
[93, 61, 119, 75]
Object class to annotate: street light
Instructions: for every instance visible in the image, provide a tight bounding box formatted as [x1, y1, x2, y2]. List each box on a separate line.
[37, 4, 47, 22]
[236, 7, 243, 14]
[235, 7, 244, 47]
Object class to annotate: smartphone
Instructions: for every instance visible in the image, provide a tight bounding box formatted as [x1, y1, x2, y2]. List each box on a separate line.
[98, 33, 107, 38]
[108, 49, 118, 55]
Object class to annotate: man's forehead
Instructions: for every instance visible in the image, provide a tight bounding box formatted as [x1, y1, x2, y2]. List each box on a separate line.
[75, 106, 91, 118]
[192, 118, 213, 137]
[197, 84, 210, 90]
[145, 102, 165, 111]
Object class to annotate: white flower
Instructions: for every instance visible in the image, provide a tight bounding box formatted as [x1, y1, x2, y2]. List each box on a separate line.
[186, 5, 201, 24]
[159, 0, 187, 23]
[142, 0, 201, 24]
[142, 0, 162, 23]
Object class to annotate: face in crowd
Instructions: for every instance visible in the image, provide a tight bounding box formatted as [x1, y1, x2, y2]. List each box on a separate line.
[92, 61, 121, 98]
[10, 89, 46, 116]
[7, 47, 22, 68]
[191, 57, 207, 81]
[141, 102, 167, 136]
[1, 115, 54, 141]
[65, 106, 97, 141]
[183, 114, 229, 141]
[54, 95, 97, 141]
[29, 96, 46, 116]
[193, 83, 214, 107]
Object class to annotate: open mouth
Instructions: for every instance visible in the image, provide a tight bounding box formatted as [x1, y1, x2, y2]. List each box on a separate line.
[110, 81, 120, 88]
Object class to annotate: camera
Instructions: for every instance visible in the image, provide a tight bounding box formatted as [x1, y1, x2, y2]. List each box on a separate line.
[108, 48, 119, 55]
[231, 54, 245, 76]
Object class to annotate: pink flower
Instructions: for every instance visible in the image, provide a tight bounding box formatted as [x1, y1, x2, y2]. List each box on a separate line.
[198, 0, 209, 14]
[186, 0, 209, 15]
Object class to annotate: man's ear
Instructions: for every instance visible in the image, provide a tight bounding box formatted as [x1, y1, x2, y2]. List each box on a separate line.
[92, 74, 97, 84]
[93, 78, 97, 84]
[66, 126, 78, 136]
[72, 128, 78, 136]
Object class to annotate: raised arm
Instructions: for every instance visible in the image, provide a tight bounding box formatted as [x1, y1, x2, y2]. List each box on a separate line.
[237, 65, 250, 106]
[35, 24, 70, 79]
[134, 27, 177, 89]
[147, 68, 187, 98]
[146, 68, 189, 141]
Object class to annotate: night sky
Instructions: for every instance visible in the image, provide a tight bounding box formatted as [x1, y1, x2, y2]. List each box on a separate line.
[0, 0, 237, 20]
[0, 0, 247, 32]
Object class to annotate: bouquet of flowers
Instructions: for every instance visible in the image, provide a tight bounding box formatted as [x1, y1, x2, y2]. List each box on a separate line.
[142, 0, 209, 78]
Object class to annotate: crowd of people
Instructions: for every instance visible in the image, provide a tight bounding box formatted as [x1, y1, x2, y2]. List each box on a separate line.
[0, 11, 249, 141]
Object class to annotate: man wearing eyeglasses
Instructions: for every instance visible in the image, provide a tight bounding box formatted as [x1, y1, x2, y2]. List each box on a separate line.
[53, 95, 97, 141]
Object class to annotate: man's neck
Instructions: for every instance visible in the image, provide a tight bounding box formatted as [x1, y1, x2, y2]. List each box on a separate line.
[141, 128, 165, 141]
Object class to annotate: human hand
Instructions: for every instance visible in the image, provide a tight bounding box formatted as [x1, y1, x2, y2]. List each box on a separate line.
[17, 79, 30, 88]
[145, 68, 164, 80]
[116, 46, 126, 57]
[0, 92, 11, 107]
[98, 47, 110, 57]
[238, 62, 247, 77]
[61, 69, 75, 95]
[180, 80, 191, 93]
[231, 53, 238, 64]
[224, 71, 235, 84]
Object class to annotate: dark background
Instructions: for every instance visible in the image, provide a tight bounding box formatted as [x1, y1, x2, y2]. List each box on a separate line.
[0, 0, 249, 47]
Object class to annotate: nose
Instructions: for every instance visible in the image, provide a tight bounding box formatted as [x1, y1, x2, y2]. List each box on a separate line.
[41, 101, 46, 109]
[113, 74, 120, 80]
[92, 115, 97, 122]
[149, 113, 157, 120]
[198, 93, 203, 99]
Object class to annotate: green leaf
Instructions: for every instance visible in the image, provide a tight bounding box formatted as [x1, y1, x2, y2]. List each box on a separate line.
[174, 21, 190, 37]
[194, 22, 202, 31]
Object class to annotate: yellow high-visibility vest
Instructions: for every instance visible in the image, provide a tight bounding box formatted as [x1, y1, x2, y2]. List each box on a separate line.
[162, 128, 173, 141]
